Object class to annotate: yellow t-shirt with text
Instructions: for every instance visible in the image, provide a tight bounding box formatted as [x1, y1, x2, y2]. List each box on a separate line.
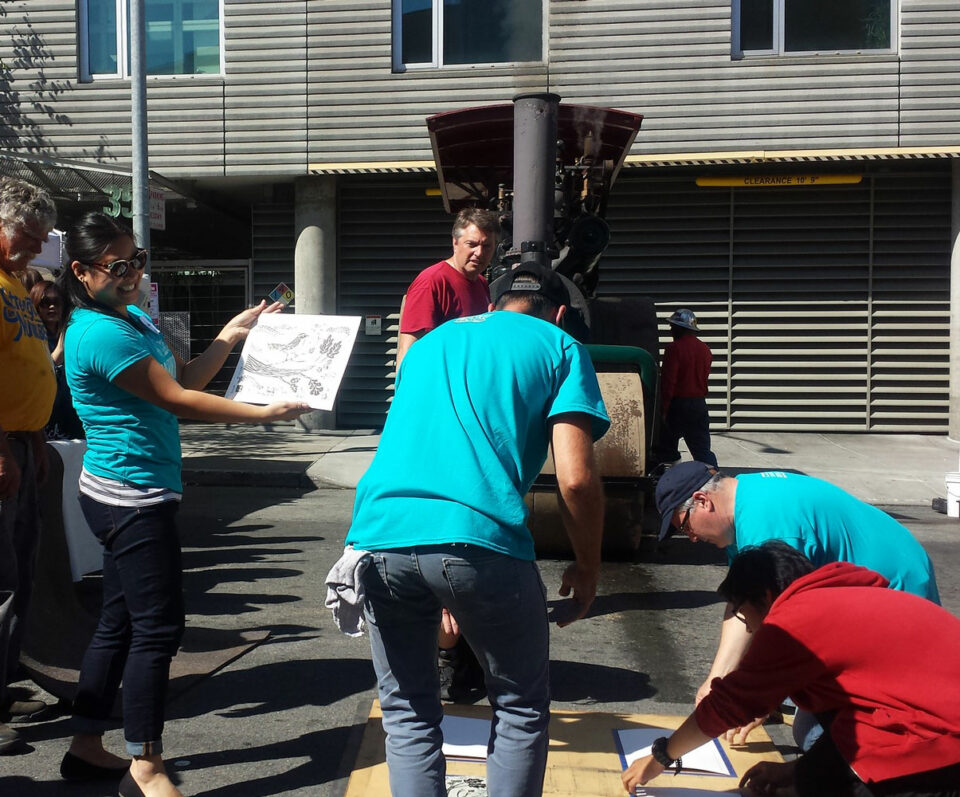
[0, 268, 56, 431]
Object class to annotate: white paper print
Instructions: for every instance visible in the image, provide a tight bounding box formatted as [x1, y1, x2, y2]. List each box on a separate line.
[445, 775, 487, 797]
[225, 313, 360, 411]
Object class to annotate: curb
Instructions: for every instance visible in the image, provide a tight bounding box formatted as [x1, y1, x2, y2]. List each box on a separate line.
[181, 468, 316, 490]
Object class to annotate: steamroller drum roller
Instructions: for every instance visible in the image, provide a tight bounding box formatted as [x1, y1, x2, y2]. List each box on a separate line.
[527, 368, 647, 559]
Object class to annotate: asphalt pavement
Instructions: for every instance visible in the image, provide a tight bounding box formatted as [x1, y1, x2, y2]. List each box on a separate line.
[2, 427, 959, 795]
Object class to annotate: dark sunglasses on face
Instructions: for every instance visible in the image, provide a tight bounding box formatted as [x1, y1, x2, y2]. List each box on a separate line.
[89, 249, 148, 278]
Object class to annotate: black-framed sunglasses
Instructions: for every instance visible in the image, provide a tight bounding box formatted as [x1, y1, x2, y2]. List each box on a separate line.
[89, 249, 148, 278]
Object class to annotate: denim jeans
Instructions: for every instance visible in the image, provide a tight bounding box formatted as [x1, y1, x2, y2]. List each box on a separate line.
[362, 544, 550, 797]
[0, 436, 41, 705]
[71, 494, 184, 756]
[792, 707, 824, 752]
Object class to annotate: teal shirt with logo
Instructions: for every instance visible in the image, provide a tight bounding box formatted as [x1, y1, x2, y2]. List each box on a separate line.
[731, 471, 940, 602]
[346, 311, 609, 561]
[65, 305, 182, 491]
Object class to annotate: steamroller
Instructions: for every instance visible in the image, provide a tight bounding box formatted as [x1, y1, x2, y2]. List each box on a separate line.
[426, 94, 661, 558]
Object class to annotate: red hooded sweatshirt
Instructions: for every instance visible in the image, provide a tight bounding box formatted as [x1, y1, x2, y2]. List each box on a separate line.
[695, 561, 960, 783]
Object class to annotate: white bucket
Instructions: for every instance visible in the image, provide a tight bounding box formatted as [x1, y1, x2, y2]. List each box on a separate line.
[946, 472, 960, 519]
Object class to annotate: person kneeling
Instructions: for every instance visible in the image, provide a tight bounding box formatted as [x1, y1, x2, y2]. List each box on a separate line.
[623, 541, 960, 797]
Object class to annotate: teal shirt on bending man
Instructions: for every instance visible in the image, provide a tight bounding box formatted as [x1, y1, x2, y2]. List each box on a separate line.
[346, 311, 610, 561]
[729, 471, 940, 603]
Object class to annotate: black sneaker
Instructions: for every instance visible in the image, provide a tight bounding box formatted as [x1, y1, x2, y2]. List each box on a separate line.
[439, 647, 457, 702]
[438, 638, 486, 704]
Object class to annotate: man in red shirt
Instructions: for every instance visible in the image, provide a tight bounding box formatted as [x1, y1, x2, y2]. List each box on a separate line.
[395, 207, 498, 369]
[657, 308, 717, 467]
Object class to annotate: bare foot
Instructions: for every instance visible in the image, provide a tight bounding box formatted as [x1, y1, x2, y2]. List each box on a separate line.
[68, 732, 129, 769]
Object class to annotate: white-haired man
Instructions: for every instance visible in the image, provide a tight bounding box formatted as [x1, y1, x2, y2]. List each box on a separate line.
[0, 177, 58, 754]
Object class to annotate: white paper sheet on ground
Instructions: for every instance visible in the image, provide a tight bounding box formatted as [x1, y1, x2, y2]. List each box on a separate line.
[225, 313, 360, 411]
[441, 715, 490, 761]
[614, 728, 735, 777]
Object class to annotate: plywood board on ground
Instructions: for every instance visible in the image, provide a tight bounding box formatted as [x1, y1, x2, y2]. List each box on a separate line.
[345, 701, 783, 797]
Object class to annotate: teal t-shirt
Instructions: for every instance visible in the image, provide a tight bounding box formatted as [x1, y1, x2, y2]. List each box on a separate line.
[346, 311, 610, 561]
[731, 471, 940, 602]
[65, 305, 182, 491]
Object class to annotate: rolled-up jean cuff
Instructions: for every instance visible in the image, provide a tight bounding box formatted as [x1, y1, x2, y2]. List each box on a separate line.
[126, 738, 163, 756]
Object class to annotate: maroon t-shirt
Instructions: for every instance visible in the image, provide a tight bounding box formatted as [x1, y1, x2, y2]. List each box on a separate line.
[660, 334, 712, 413]
[400, 260, 490, 335]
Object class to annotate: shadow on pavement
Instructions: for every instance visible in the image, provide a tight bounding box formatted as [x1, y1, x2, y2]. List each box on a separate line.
[550, 660, 654, 702]
[181, 725, 360, 797]
[166, 657, 377, 722]
[580, 589, 725, 618]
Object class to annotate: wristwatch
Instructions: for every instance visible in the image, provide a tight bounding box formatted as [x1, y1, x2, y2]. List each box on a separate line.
[651, 736, 682, 775]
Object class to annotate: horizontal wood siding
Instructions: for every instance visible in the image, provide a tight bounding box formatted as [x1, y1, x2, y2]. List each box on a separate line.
[304, 1, 547, 163]
[223, 1, 307, 174]
[899, 1, 960, 146]
[1, 3, 958, 170]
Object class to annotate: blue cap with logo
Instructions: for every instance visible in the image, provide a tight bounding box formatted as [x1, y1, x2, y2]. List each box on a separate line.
[655, 461, 718, 540]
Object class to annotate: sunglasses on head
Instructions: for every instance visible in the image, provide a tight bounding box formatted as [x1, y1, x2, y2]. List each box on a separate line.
[89, 249, 148, 278]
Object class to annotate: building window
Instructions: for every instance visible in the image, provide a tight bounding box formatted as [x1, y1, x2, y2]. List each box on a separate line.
[394, 0, 543, 69]
[80, 0, 222, 79]
[734, 0, 894, 56]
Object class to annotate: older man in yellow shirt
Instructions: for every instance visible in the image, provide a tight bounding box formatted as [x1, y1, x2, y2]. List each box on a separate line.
[0, 177, 57, 755]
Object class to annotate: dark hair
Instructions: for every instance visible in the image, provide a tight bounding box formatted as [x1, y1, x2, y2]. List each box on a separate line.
[58, 212, 137, 317]
[452, 207, 500, 239]
[30, 279, 67, 333]
[493, 291, 557, 316]
[19, 267, 44, 292]
[717, 541, 815, 608]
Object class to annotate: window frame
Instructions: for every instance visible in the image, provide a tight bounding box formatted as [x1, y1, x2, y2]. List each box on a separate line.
[78, 0, 225, 81]
[732, 0, 898, 58]
[392, 0, 546, 72]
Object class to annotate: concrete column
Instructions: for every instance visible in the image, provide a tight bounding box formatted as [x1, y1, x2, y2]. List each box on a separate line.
[294, 174, 338, 431]
[950, 162, 960, 443]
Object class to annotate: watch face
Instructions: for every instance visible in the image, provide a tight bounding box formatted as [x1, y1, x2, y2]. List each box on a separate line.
[652, 736, 674, 766]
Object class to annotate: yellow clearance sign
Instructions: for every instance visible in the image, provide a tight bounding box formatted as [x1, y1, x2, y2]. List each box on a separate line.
[696, 174, 862, 187]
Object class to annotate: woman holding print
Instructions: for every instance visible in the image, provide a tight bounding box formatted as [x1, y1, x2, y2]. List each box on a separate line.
[57, 212, 307, 797]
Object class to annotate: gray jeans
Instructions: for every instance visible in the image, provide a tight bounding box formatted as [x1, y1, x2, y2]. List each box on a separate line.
[0, 438, 42, 705]
[362, 544, 550, 797]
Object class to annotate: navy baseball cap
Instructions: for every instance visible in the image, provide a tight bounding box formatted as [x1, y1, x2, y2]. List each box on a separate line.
[655, 461, 718, 540]
[489, 264, 570, 309]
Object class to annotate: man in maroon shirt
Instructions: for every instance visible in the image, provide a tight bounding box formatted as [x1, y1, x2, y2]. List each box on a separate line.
[657, 308, 717, 467]
[396, 208, 499, 369]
